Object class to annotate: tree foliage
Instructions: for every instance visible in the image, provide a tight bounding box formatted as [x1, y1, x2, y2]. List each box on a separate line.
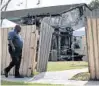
[1, 0, 12, 11]
[89, 0, 99, 10]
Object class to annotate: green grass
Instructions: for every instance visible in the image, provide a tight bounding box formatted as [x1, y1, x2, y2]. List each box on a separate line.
[1, 80, 63, 86]
[47, 61, 88, 71]
[34, 61, 88, 76]
[70, 72, 90, 81]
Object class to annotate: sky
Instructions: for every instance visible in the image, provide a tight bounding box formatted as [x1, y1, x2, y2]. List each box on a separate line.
[2, 0, 92, 11]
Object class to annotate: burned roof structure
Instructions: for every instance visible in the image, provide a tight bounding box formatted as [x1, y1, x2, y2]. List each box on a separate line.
[1, 3, 91, 31]
[1, 3, 89, 19]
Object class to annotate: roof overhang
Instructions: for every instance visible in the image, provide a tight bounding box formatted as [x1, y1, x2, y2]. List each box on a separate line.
[1, 3, 91, 20]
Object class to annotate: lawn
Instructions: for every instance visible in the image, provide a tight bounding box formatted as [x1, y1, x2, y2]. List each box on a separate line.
[47, 61, 88, 71]
[1, 80, 63, 86]
[70, 72, 90, 81]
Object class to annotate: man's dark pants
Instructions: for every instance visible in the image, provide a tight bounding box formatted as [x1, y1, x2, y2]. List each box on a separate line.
[5, 45, 22, 76]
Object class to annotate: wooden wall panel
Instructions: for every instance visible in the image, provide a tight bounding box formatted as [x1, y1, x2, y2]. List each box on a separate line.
[27, 26, 37, 76]
[20, 26, 27, 75]
[1, 25, 37, 77]
[1, 28, 4, 74]
[92, 19, 99, 79]
[37, 22, 54, 72]
[87, 18, 96, 79]
[2, 29, 8, 75]
[86, 10, 99, 80]
[96, 19, 99, 79]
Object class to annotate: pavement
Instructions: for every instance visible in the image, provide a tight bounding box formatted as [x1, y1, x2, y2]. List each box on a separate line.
[1, 68, 99, 86]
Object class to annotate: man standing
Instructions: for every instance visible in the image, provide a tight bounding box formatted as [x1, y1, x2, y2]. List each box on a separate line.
[4, 25, 24, 78]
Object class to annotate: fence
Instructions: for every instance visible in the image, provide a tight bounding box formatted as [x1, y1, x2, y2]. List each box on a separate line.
[37, 21, 54, 72]
[36, 8, 99, 80]
[86, 9, 99, 80]
[1, 25, 38, 77]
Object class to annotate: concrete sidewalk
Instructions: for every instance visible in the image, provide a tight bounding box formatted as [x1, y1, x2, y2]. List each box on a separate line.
[1, 68, 99, 86]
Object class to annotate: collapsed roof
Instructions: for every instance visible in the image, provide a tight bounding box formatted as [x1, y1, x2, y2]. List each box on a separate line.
[1, 3, 90, 19]
[1, 3, 91, 31]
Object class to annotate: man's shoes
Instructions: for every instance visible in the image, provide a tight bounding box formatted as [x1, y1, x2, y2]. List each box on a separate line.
[15, 75, 24, 78]
[4, 69, 8, 78]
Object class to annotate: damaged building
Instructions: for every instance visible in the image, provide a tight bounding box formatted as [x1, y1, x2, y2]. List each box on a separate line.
[1, 3, 89, 63]
[1, 3, 99, 80]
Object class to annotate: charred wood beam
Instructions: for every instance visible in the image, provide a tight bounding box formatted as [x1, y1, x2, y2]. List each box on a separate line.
[60, 4, 92, 15]
[21, 14, 60, 19]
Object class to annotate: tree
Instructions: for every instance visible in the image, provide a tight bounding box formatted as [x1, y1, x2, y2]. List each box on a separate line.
[1, 0, 12, 11]
[89, 0, 99, 10]
[0, 0, 12, 25]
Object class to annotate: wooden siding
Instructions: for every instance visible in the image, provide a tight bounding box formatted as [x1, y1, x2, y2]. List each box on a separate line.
[37, 22, 54, 72]
[1, 25, 37, 77]
[86, 10, 99, 80]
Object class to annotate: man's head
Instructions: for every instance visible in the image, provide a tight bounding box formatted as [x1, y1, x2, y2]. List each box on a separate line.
[15, 25, 21, 33]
